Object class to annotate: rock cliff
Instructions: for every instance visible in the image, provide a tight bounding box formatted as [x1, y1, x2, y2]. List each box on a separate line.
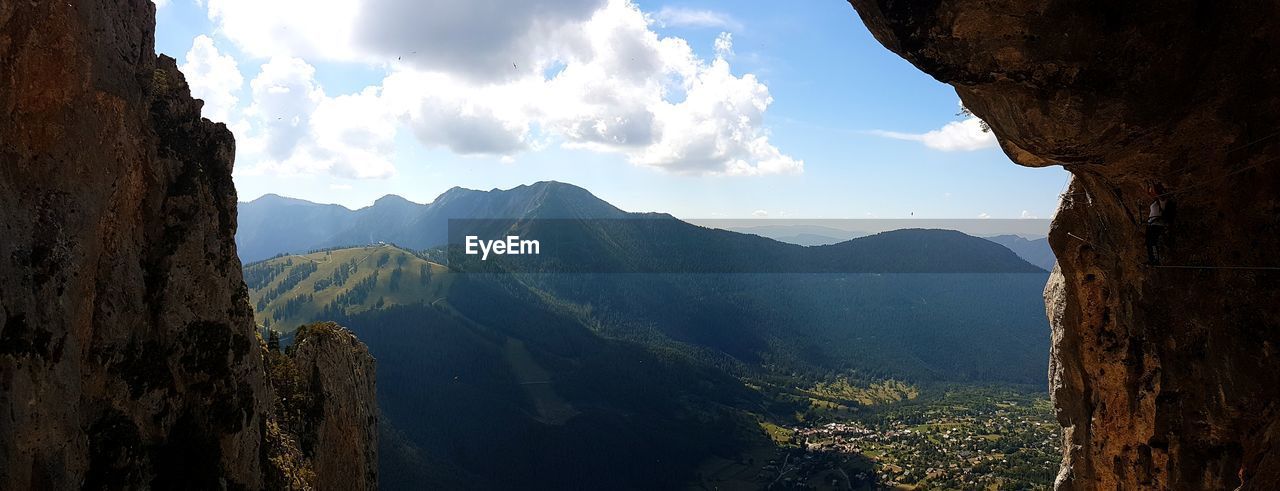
[847, 1, 1280, 489]
[0, 1, 376, 489]
[266, 323, 378, 491]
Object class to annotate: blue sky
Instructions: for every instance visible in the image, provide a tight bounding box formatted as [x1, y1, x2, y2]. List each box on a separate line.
[155, 0, 1068, 219]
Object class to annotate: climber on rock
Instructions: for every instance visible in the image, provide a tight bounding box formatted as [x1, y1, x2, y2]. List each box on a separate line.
[1144, 182, 1173, 265]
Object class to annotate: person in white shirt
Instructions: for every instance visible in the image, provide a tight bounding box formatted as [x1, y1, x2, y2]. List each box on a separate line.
[1145, 182, 1171, 264]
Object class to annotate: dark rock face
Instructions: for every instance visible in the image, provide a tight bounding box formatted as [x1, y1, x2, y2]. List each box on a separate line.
[847, 1, 1280, 489]
[266, 323, 378, 491]
[0, 1, 375, 489]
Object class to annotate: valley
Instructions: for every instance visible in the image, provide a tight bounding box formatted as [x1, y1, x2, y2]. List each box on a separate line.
[698, 387, 1058, 490]
[9, 0, 1278, 488]
[242, 183, 1057, 490]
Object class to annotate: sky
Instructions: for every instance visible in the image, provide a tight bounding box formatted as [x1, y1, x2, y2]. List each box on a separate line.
[154, 0, 1069, 219]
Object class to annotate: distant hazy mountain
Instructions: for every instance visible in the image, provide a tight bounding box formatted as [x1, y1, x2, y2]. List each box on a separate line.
[236, 194, 355, 262]
[240, 182, 1043, 275]
[728, 224, 867, 246]
[985, 234, 1056, 271]
[774, 233, 847, 246]
[237, 181, 626, 262]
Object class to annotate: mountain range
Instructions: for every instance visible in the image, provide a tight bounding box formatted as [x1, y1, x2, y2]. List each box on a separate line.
[725, 224, 868, 246]
[240, 181, 1053, 489]
[237, 182, 625, 263]
[985, 234, 1056, 271]
[238, 181, 1056, 271]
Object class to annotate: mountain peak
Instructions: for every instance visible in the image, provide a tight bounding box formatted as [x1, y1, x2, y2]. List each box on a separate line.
[247, 193, 293, 203]
[245, 193, 331, 207]
[373, 194, 416, 206]
[526, 180, 582, 191]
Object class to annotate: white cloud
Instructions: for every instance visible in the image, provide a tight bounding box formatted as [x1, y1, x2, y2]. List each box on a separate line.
[381, 71, 533, 156]
[751, 209, 769, 218]
[380, 0, 798, 175]
[870, 117, 997, 152]
[204, 0, 798, 177]
[978, 212, 991, 219]
[237, 57, 396, 179]
[206, 0, 364, 62]
[714, 33, 734, 58]
[1020, 210, 1037, 219]
[628, 52, 802, 175]
[180, 35, 243, 123]
[653, 7, 742, 31]
[155, 0, 170, 8]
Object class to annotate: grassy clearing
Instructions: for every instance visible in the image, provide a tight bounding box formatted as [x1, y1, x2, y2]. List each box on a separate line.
[807, 378, 920, 406]
[759, 421, 795, 445]
[247, 245, 451, 331]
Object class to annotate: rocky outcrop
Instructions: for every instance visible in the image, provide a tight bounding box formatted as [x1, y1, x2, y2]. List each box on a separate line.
[0, 1, 375, 489]
[266, 323, 378, 491]
[847, 1, 1280, 489]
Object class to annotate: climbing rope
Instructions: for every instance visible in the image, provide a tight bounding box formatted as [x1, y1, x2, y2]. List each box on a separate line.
[1065, 231, 1120, 258]
[1154, 156, 1271, 199]
[1226, 128, 1280, 153]
[1066, 232, 1279, 271]
[1058, 151, 1270, 200]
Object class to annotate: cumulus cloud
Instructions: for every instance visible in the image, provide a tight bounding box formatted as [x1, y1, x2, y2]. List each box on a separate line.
[751, 209, 769, 217]
[628, 44, 801, 175]
[237, 57, 395, 179]
[206, 0, 364, 61]
[714, 32, 734, 58]
[870, 117, 997, 152]
[355, 0, 606, 82]
[1020, 210, 1038, 219]
[978, 212, 991, 219]
[204, 0, 798, 177]
[380, 0, 798, 175]
[380, 71, 535, 155]
[180, 35, 243, 123]
[653, 7, 742, 31]
[207, 0, 605, 82]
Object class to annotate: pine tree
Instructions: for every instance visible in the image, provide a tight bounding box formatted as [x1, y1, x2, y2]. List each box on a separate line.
[267, 329, 281, 353]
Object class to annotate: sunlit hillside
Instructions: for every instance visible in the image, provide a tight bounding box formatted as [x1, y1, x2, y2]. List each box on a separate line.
[245, 245, 451, 332]
[242, 240, 1057, 489]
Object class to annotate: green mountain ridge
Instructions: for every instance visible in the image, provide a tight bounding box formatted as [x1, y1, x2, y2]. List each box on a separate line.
[237, 181, 628, 262]
[238, 181, 1049, 273]
[247, 244, 1050, 489]
[242, 182, 1051, 489]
